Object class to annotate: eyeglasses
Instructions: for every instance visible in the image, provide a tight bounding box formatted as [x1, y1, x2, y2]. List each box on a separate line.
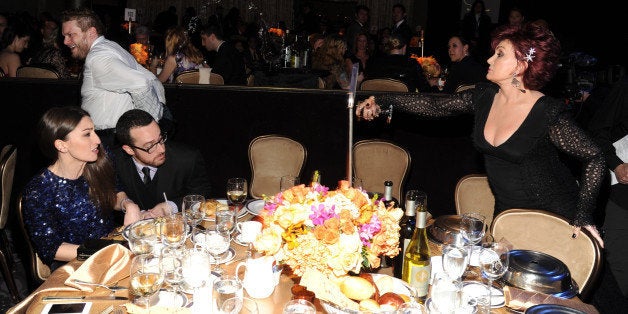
[129, 134, 167, 154]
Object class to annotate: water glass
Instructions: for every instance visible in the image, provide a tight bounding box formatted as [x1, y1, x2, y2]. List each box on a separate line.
[130, 253, 164, 309]
[161, 214, 186, 247]
[282, 299, 316, 314]
[213, 275, 244, 312]
[397, 302, 428, 314]
[128, 224, 159, 255]
[430, 276, 462, 314]
[442, 244, 469, 280]
[182, 194, 206, 238]
[220, 296, 259, 314]
[216, 209, 236, 234]
[161, 246, 184, 304]
[181, 246, 212, 290]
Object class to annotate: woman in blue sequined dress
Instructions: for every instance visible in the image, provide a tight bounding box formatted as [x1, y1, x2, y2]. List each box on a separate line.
[22, 107, 152, 269]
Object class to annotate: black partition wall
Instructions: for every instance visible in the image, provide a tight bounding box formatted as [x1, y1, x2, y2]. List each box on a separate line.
[0, 79, 483, 218]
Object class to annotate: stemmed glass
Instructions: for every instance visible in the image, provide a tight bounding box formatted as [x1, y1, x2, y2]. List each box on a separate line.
[161, 214, 187, 247]
[204, 230, 231, 276]
[460, 212, 486, 275]
[226, 177, 247, 214]
[161, 246, 184, 305]
[181, 245, 212, 296]
[130, 253, 164, 309]
[479, 242, 510, 310]
[442, 244, 469, 281]
[221, 296, 259, 314]
[182, 194, 206, 239]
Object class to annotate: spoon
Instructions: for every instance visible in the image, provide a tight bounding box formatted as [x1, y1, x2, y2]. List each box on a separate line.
[72, 279, 128, 292]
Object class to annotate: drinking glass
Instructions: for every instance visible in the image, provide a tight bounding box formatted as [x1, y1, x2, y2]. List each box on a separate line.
[282, 299, 316, 314]
[213, 275, 243, 313]
[441, 244, 469, 281]
[220, 296, 259, 314]
[430, 276, 462, 314]
[204, 230, 231, 275]
[130, 253, 164, 309]
[479, 242, 510, 310]
[226, 178, 248, 211]
[460, 213, 486, 246]
[397, 301, 428, 314]
[182, 194, 206, 239]
[216, 209, 236, 234]
[280, 175, 299, 191]
[161, 246, 184, 305]
[128, 223, 159, 255]
[161, 214, 186, 247]
[181, 245, 212, 294]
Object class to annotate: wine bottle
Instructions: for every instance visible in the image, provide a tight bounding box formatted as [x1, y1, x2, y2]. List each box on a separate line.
[402, 193, 430, 304]
[394, 196, 416, 279]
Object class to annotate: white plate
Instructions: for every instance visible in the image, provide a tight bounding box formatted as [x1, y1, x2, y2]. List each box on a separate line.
[245, 199, 265, 216]
[152, 289, 188, 307]
[203, 199, 247, 221]
[461, 281, 505, 308]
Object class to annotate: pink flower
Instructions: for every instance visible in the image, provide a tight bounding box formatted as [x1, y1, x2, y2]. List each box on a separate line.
[310, 204, 338, 225]
[359, 215, 382, 246]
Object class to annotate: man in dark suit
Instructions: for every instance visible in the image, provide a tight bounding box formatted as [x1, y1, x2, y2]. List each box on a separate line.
[114, 109, 211, 215]
[390, 3, 412, 47]
[200, 24, 246, 85]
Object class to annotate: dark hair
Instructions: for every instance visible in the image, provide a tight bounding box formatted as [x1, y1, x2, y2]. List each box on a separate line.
[61, 8, 104, 36]
[490, 23, 560, 90]
[200, 24, 223, 40]
[385, 33, 406, 52]
[472, 0, 486, 13]
[355, 5, 370, 14]
[393, 4, 406, 14]
[115, 109, 155, 146]
[37, 106, 115, 215]
[0, 19, 31, 49]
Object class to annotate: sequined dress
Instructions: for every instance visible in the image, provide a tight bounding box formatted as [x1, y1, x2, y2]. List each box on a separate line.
[375, 83, 605, 226]
[22, 168, 116, 267]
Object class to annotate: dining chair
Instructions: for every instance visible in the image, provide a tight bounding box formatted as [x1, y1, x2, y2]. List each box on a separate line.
[317, 77, 326, 89]
[454, 84, 475, 93]
[0, 144, 21, 302]
[360, 78, 409, 92]
[15, 64, 60, 79]
[490, 208, 603, 301]
[247, 74, 255, 86]
[454, 174, 495, 228]
[352, 139, 411, 203]
[16, 193, 51, 286]
[248, 135, 307, 199]
[174, 70, 225, 85]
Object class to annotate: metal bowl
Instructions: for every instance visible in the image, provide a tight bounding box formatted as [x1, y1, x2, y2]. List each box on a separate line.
[502, 250, 579, 298]
[427, 215, 464, 245]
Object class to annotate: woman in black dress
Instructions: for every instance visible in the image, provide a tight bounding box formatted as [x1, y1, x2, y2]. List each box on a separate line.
[357, 23, 605, 246]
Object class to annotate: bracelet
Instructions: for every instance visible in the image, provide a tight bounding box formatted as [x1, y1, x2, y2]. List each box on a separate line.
[120, 198, 134, 213]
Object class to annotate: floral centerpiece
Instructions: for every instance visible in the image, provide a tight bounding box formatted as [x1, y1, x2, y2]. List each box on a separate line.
[253, 180, 404, 279]
[129, 43, 149, 68]
[410, 54, 441, 79]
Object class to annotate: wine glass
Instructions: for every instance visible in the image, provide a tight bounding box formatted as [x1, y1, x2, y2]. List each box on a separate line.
[282, 299, 316, 314]
[430, 275, 463, 314]
[204, 230, 231, 275]
[460, 212, 486, 275]
[441, 244, 469, 281]
[182, 194, 206, 239]
[130, 253, 164, 309]
[161, 246, 184, 305]
[227, 178, 248, 212]
[161, 214, 187, 247]
[479, 242, 510, 310]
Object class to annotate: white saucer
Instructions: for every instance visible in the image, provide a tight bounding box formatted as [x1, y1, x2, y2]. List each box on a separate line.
[209, 247, 236, 264]
[152, 289, 188, 307]
[232, 234, 252, 246]
[461, 281, 505, 308]
[245, 199, 265, 216]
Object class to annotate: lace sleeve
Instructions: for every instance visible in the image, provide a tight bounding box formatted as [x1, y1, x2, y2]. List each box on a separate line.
[374, 89, 476, 118]
[549, 110, 606, 226]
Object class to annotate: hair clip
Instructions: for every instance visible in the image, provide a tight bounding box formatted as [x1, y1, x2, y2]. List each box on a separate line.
[524, 48, 536, 62]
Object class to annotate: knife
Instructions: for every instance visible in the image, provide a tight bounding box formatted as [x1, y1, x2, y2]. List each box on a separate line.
[43, 296, 128, 301]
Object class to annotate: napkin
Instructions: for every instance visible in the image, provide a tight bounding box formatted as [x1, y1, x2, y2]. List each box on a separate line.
[123, 303, 191, 314]
[199, 67, 211, 84]
[65, 243, 132, 292]
[503, 286, 599, 314]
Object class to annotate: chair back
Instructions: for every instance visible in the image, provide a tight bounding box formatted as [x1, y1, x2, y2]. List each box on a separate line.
[0, 145, 16, 229]
[17, 194, 51, 283]
[247, 74, 255, 86]
[0, 67, 5, 77]
[353, 139, 411, 202]
[360, 78, 409, 92]
[490, 209, 603, 300]
[16, 64, 60, 79]
[454, 174, 495, 227]
[174, 70, 225, 85]
[317, 77, 326, 89]
[210, 73, 225, 85]
[248, 135, 307, 199]
[455, 84, 475, 93]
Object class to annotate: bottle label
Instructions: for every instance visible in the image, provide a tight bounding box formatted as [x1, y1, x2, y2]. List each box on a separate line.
[416, 211, 427, 228]
[408, 263, 431, 297]
[403, 238, 410, 256]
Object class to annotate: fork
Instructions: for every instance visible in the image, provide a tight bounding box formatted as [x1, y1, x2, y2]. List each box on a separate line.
[72, 279, 128, 292]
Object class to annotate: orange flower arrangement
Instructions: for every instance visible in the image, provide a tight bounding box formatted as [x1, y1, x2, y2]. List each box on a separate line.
[410, 54, 441, 78]
[268, 28, 285, 37]
[253, 181, 404, 279]
[129, 43, 149, 67]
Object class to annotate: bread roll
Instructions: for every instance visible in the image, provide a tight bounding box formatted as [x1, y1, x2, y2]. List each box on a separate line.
[340, 276, 376, 301]
[375, 275, 395, 294]
[359, 273, 380, 301]
[359, 299, 380, 311]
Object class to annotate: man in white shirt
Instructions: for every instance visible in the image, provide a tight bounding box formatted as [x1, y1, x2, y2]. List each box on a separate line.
[61, 8, 166, 148]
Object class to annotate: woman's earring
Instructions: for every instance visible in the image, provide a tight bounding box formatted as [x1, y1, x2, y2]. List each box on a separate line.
[511, 72, 525, 93]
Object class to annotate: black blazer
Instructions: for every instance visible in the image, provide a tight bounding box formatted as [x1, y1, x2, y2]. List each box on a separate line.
[113, 141, 212, 211]
[212, 41, 247, 85]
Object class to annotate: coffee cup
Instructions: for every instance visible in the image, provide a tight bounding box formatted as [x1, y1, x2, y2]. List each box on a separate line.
[236, 221, 262, 243]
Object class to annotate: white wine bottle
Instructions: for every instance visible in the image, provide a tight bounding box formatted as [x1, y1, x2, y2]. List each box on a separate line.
[402, 192, 430, 304]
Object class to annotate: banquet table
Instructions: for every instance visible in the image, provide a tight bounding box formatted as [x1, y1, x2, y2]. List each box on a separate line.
[9, 212, 596, 314]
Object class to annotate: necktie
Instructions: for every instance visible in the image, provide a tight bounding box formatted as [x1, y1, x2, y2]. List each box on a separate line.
[142, 167, 151, 184]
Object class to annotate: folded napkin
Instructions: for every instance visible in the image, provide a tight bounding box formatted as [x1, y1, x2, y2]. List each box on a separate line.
[503, 286, 599, 314]
[65, 243, 132, 292]
[123, 303, 191, 314]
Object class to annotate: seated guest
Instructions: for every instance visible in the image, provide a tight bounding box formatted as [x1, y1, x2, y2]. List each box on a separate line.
[312, 34, 362, 89]
[345, 32, 371, 76]
[114, 109, 211, 214]
[437, 34, 487, 93]
[21, 107, 161, 270]
[0, 19, 31, 77]
[365, 34, 430, 92]
[151, 26, 204, 83]
[32, 14, 70, 78]
[199, 24, 246, 85]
